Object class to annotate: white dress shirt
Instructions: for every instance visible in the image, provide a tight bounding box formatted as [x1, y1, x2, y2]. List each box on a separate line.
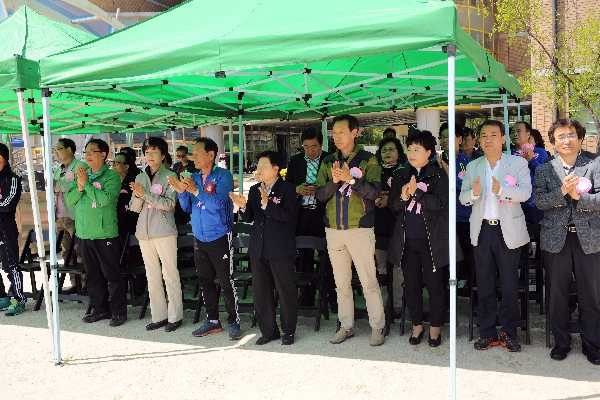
[471, 155, 504, 220]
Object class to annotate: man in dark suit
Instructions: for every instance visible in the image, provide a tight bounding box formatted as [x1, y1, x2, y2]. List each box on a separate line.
[172, 145, 196, 176]
[534, 118, 600, 365]
[230, 150, 299, 345]
[286, 127, 335, 309]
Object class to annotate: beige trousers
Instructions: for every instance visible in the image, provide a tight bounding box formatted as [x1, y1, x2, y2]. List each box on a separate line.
[325, 227, 385, 330]
[139, 235, 183, 323]
[56, 217, 84, 286]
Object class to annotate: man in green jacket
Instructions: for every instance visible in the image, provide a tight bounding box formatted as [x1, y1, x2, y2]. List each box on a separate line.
[65, 139, 127, 327]
[53, 138, 87, 294]
[315, 114, 385, 346]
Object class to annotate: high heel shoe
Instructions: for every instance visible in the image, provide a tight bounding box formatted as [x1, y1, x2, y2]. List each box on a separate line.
[409, 330, 424, 345]
[428, 333, 442, 347]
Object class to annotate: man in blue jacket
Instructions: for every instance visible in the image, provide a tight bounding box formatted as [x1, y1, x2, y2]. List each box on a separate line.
[168, 138, 240, 340]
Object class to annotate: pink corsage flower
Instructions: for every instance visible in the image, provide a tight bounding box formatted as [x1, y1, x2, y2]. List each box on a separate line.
[500, 175, 516, 207]
[65, 171, 75, 182]
[387, 176, 393, 187]
[407, 182, 428, 214]
[577, 177, 592, 194]
[150, 184, 162, 195]
[269, 197, 282, 204]
[339, 167, 363, 196]
[457, 171, 466, 180]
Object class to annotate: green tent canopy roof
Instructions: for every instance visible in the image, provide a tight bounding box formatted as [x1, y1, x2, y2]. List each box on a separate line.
[39, 0, 521, 122]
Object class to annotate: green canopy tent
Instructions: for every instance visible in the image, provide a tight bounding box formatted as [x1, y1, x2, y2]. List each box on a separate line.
[39, 1, 521, 394]
[0, 6, 223, 365]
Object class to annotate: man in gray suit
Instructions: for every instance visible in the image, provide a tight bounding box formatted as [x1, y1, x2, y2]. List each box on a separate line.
[534, 118, 600, 365]
[459, 120, 531, 352]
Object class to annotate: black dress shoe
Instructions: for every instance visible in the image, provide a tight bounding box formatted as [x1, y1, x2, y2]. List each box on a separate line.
[550, 344, 571, 361]
[256, 332, 281, 345]
[409, 330, 424, 345]
[165, 320, 183, 332]
[62, 286, 77, 295]
[82, 310, 111, 323]
[281, 333, 295, 345]
[146, 319, 168, 331]
[428, 333, 442, 347]
[582, 341, 600, 365]
[109, 314, 127, 327]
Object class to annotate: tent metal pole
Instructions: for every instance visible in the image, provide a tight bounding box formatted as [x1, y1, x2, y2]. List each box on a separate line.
[41, 89, 61, 365]
[228, 118, 234, 175]
[517, 99, 521, 120]
[238, 94, 244, 194]
[16, 89, 56, 355]
[502, 92, 509, 154]
[446, 43, 457, 400]
[126, 132, 133, 148]
[170, 129, 176, 155]
[322, 118, 328, 152]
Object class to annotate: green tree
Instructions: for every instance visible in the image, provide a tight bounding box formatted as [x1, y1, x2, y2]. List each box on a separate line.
[356, 127, 384, 146]
[484, 1, 600, 143]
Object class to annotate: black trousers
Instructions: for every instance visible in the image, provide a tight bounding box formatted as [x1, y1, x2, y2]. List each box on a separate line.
[456, 222, 474, 282]
[81, 238, 127, 315]
[0, 228, 25, 303]
[546, 231, 600, 348]
[252, 255, 298, 336]
[295, 206, 336, 306]
[401, 238, 445, 327]
[473, 223, 521, 339]
[194, 234, 240, 325]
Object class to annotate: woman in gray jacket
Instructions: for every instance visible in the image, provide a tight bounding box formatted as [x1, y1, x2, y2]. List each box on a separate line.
[129, 137, 182, 332]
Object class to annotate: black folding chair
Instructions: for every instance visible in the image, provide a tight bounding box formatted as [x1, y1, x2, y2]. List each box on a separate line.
[119, 233, 151, 319]
[18, 229, 64, 299]
[294, 236, 328, 332]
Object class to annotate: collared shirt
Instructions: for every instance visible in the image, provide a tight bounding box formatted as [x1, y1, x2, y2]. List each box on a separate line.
[471, 155, 504, 220]
[56, 161, 73, 218]
[261, 177, 279, 210]
[302, 152, 321, 205]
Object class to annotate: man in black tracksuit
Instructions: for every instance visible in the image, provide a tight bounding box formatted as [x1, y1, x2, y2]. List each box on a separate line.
[0, 143, 25, 316]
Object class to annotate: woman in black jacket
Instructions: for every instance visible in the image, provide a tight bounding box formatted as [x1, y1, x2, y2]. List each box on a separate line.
[387, 130, 449, 347]
[111, 152, 140, 245]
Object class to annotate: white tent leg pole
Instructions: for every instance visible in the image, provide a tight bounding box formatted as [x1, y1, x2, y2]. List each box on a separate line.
[228, 118, 234, 175]
[446, 44, 457, 400]
[16, 89, 55, 355]
[41, 89, 61, 365]
[170, 129, 176, 156]
[517, 100, 521, 120]
[126, 132, 133, 148]
[322, 118, 328, 152]
[502, 92, 509, 154]
[238, 94, 244, 194]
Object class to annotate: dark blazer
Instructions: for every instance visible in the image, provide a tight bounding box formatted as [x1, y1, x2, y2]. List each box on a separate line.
[534, 155, 600, 254]
[240, 179, 298, 260]
[172, 160, 196, 176]
[386, 164, 449, 270]
[116, 169, 140, 239]
[286, 151, 330, 211]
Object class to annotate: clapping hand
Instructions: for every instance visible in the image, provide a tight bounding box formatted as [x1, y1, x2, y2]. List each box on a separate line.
[259, 185, 269, 206]
[167, 175, 185, 194]
[491, 176, 501, 195]
[331, 161, 343, 183]
[562, 173, 580, 198]
[407, 176, 418, 196]
[472, 176, 481, 196]
[296, 183, 311, 196]
[229, 191, 247, 208]
[76, 166, 88, 189]
[130, 182, 146, 198]
[181, 175, 198, 194]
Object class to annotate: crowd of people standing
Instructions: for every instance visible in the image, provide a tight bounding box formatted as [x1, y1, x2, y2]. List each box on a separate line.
[0, 113, 599, 366]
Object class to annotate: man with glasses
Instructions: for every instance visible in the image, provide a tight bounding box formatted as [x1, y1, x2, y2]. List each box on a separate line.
[52, 138, 87, 294]
[65, 139, 127, 327]
[173, 145, 195, 176]
[534, 118, 600, 365]
[286, 127, 335, 309]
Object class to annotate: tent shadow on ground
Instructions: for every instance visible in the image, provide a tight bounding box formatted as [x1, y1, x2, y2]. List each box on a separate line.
[3, 297, 599, 384]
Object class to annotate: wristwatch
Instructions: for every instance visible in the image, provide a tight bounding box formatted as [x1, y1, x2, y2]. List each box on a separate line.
[349, 178, 356, 185]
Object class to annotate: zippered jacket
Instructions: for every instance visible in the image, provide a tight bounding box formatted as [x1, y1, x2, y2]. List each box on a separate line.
[315, 145, 381, 230]
[53, 158, 87, 220]
[0, 164, 21, 232]
[386, 164, 449, 271]
[178, 166, 234, 243]
[129, 165, 178, 241]
[65, 164, 120, 240]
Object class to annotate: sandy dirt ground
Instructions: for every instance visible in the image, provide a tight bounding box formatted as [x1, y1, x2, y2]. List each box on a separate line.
[2, 275, 600, 400]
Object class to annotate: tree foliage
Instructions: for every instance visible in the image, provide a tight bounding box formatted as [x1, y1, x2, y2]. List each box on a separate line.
[484, 1, 600, 137]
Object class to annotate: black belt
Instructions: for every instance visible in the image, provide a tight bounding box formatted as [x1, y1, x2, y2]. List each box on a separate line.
[567, 225, 577, 233]
[301, 204, 318, 210]
[483, 219, 500, 226]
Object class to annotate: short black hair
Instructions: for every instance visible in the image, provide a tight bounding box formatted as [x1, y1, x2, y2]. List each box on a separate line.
[257, 150, 285, 175]
[121, 147, 137, 162]
[378, 137, 405, 155]
[382, 127, 397, 138]
[479, 119, 505, 136]
[548, 118, 586, 145]
[515, 120, 532, 133]
[176, 145, 189, 154]
[462, 127, 476, 139]
[300, 127, 323, 145]
[116, 151, 135, 170]
[57, 138, 76, 154]
[142, 137, 169, 156]
[194, 137, 219, 162]
[530, 129, 545, 148]
[332, 114, 359, 132]
[86, 139, 109, 161]
[0, 143, 9, 163]
[439, 122, 464, 138]
[406, 130, 437, 160]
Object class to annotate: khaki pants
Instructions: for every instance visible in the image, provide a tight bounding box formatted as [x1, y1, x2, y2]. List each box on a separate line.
[139, 235, 183, 323]
[325, 227, 385, 330]
[375, 249, 403, 308]
[56, 217, 84, 286]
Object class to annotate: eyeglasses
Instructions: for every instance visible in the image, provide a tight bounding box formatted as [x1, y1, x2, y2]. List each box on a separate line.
[555, 133, 578, 142]
[83, 150, 104, 155]
[380, 147, 397, 154]
[110, 161, 125, 166]
[176, 154, 186, 159]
